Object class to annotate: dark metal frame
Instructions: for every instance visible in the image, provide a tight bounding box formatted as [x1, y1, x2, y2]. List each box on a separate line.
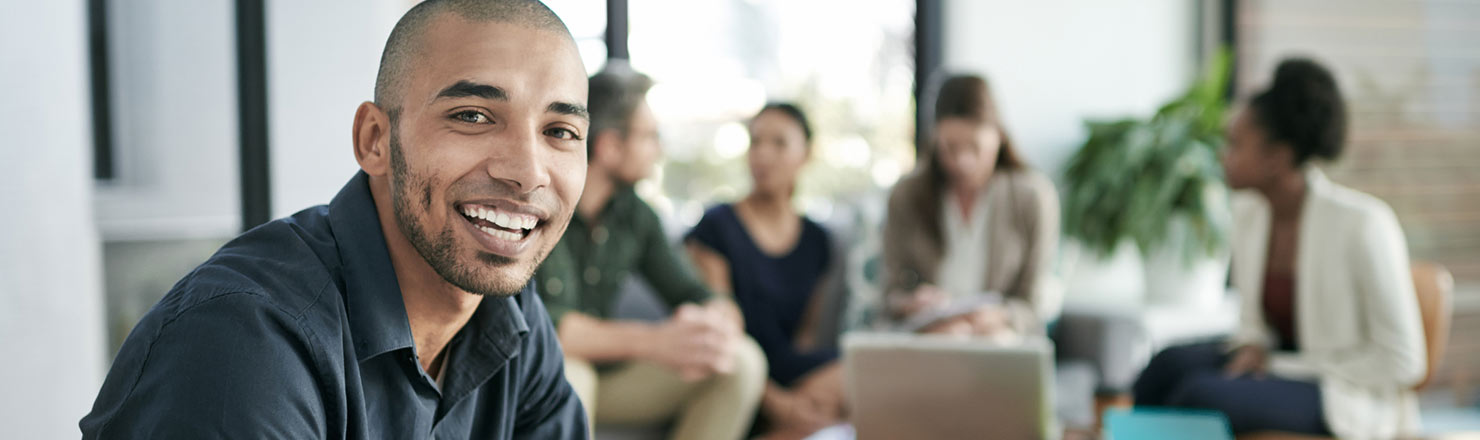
[605, 0, 629, 60]
[89, 0, 115, 181]
[237, 0, 271, 231]
[914, 0, 942, 155]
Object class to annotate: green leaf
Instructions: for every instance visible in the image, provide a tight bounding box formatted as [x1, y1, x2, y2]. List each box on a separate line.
[1061, 47, 1233, 259]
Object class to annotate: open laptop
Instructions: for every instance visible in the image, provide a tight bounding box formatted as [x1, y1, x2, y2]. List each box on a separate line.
[843, 333, 1058, 440]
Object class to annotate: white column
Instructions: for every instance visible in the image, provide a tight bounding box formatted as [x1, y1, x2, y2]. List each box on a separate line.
[0, 0, 109, 437]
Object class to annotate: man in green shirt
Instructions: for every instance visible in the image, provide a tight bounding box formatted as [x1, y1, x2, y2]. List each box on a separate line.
[535, 65, 766, 440]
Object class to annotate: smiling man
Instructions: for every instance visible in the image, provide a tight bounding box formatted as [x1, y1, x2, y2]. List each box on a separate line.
[81, 1, 590, 438]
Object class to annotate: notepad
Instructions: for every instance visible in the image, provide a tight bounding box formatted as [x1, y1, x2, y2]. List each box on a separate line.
[1104, 407, 1233, 440]
[898, 292, 1003, 333]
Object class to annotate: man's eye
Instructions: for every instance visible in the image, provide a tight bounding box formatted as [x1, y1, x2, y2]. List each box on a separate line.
[545, 127, 581, 141]
[453, 111, 490, 124]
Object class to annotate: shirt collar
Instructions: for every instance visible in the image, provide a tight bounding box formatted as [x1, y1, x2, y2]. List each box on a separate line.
[438, 291, 531, 407]
[1305, 165, 1331, 197]
[328, 171, 417, 362]
[477, 293, 532, 353]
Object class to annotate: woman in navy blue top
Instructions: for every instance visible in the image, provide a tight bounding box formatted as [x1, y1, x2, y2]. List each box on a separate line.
[687, 103, 843, 438]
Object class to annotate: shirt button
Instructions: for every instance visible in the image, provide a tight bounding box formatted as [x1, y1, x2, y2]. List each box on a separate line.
[592, 226, 609, 245]
[584, 267, 601, 285]
[547, 278, 564, 296]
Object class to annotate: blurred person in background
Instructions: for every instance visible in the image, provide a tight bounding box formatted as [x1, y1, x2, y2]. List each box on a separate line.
[687, 103, 845, 439]
[81, 1, 589, 437]
[1134, 58, 1426, 438]
[880, 74, 1062, 340]
[534, 65, 767, 440]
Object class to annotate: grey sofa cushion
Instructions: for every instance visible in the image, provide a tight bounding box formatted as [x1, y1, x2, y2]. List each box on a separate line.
[1052, 307, 1148, 394]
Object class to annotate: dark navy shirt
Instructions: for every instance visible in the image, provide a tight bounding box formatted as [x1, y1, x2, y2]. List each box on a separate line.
[81, 172, 587, 439]
[685, 204, 837, 386]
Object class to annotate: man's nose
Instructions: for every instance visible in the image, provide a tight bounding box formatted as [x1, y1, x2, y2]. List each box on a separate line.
[485, 124, 551, 194]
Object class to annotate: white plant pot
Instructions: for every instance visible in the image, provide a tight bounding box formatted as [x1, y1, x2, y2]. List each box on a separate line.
[1141, 219, 1230, 309]
[1061, 239, 1146, 308]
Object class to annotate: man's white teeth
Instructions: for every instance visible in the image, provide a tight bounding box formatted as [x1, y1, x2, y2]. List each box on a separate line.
[477, 225, 523, 242]
[491, 212, 531, 230]
[460, 205, 537, 231]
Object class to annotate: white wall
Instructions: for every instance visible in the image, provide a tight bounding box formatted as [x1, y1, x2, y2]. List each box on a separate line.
[942, 0, 1197, 177]
[93, 0, 241, 241]
[267, 0, 410, 218]
[0, 0, 108, 437]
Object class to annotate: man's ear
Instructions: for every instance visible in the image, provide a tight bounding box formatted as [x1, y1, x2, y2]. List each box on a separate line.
[590, 129, 623, 168]
[353, 101, 393, 177]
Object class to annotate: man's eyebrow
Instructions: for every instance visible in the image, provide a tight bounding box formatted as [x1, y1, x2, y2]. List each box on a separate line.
[434, 80, 508, 101]
[548, 101, 589, 121]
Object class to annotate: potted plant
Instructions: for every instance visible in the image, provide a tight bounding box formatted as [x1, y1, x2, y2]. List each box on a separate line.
[1061, 50, 1233, 308]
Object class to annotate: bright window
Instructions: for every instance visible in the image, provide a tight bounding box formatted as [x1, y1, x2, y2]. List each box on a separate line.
[627, 0, 918, 227]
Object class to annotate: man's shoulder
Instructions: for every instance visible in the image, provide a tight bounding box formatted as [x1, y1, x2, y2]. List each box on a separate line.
[611, 186, 662, 224]
[157, 205, 344, 330]
[84, 204, 368, 438]
[84, 282, 337, 438]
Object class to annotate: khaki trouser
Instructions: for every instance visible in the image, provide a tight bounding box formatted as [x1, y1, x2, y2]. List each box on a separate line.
[564, 336, 767, 440]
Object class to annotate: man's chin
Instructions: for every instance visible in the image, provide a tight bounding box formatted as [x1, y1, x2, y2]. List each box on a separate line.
[458, 279, 528, 297]
[438, 255, 534, 297]
[475, 251, 520, 267]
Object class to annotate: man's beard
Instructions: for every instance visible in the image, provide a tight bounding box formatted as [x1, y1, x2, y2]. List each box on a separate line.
[386, 127, 537, 297]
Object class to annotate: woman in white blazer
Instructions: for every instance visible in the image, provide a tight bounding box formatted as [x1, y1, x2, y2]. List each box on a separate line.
[1134, 59, 1426, 439]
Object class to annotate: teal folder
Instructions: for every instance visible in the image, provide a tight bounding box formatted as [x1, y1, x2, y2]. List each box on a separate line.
[1104, 407, 1234, 440]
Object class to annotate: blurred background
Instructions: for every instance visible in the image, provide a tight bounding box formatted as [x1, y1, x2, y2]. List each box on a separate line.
[2, 0, 1478, 438]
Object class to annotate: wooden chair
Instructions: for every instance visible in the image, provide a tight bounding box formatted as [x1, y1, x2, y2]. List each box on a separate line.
[1411, 261, 1455, 392]
[1239, 262, 1454, 440]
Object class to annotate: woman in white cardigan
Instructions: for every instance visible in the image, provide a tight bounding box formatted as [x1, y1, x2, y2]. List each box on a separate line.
[1134, 59, 1426, 438]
